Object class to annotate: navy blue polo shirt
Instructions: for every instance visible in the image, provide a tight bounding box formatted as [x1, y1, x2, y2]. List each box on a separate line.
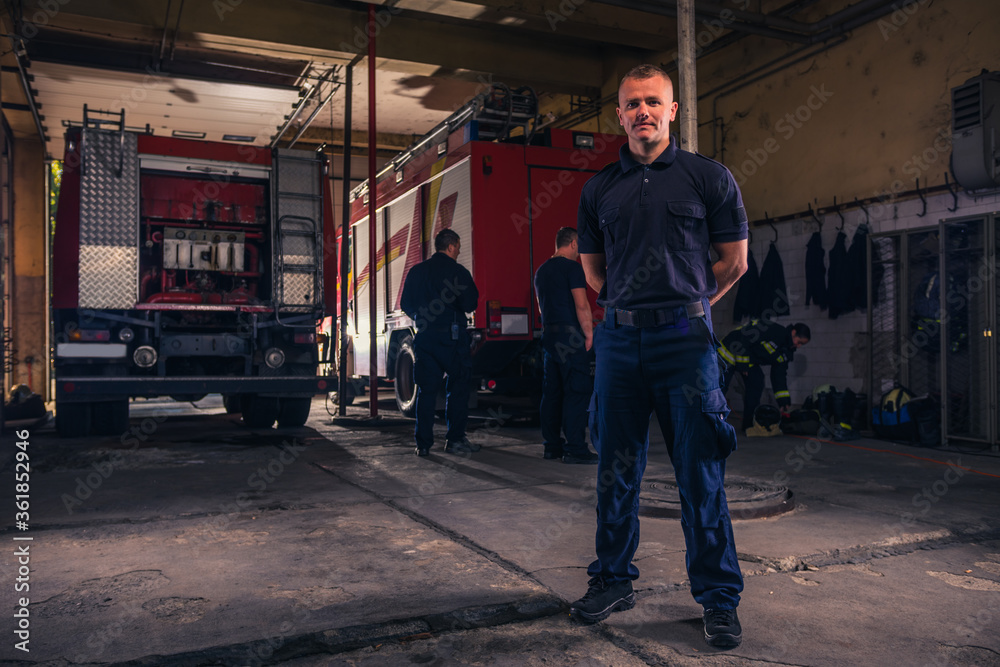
[534, 256, 587, 327]
[577, 136, 748, 310]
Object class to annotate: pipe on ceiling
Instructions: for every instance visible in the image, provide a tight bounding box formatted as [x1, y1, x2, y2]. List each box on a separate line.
[592, 0, 899, 45]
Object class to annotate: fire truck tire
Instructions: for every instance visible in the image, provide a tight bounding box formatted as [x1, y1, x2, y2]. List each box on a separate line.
[277, 397, 312, 427]
[394, 335, 418, 418]
[92, 400, 130, 436]
[241, 395, 278, 428]
[222, 394, 242, 414]
[56, 402, 92, 438]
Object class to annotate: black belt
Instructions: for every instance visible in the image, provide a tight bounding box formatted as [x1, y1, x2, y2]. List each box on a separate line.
[605, 301, 706, 328]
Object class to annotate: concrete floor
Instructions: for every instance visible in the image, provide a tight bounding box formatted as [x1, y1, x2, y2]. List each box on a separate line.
[2, 394, 999, 666]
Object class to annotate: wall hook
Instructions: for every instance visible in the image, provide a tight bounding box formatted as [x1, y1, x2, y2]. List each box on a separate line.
[854, 197, 870, 226]
[832, 196, 845, 231]
[944, 172, 959, 212]
[808, 203, 823, 231]
[915, 177, 927, 217]
[765, 211, 778, 243]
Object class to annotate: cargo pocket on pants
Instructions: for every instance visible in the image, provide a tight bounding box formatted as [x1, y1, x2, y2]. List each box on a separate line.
[702, 388, 738, 460]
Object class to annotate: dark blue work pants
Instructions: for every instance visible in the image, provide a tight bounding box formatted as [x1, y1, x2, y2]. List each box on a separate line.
[588, 304, 743, 610]
[413, 331, 471, 450]
[721, 363, 765, 431]
[540, 330, 592, 456]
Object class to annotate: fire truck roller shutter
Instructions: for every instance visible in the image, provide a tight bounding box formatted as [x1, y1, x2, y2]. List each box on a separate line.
[425, 159, 474, 279]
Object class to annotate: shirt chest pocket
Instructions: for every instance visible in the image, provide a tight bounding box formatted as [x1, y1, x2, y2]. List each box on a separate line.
[598, 207, 620, 259]
[666, 200, 708, 251]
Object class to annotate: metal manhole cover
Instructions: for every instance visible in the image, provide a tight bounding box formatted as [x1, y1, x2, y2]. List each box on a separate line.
[640, 476, 794, 519]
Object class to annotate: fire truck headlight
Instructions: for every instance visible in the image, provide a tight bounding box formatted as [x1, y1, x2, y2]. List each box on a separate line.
[264, 347, 285, 369]
[133, 346, 157, 368]
[118, 327, 135, 343]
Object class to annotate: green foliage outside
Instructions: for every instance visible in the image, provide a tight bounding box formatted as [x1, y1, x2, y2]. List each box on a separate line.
[49, 160, 62, 231]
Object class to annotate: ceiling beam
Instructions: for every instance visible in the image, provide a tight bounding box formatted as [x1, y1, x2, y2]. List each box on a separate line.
[32, 0, 610, 94]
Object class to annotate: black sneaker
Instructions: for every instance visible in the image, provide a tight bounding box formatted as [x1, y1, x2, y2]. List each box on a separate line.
[543, 448, 563, 460]
[569, 577, 635, 623]
[703, 607, 742, 648]
[414, 447, 430, 457]
[562, 450, 599, 464]
[444, 438, 481, 454]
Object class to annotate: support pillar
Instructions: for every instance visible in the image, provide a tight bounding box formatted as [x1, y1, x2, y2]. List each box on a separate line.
[11, 138, 47, 399]
[677, 0, 698, 152]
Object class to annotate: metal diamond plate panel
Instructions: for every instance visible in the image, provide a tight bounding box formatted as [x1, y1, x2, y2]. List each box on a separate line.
[283, 237, 315, 260]
[278, 197, 321, 224]
[79, 246, 138, 308]
[278, 273, 317, 311]
[79, 129, 138, 246]
[277, 157, 320, 193]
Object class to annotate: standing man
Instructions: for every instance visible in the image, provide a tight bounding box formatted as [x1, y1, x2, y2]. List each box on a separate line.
[572, 64, 749, 649]
[400, 229, 480, 457]
[533, 227, 599, 464]
[718, 320, 811, 432]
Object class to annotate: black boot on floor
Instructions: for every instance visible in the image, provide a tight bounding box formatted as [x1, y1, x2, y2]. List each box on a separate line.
[569, 577, 635, 623]
[703, 607, 742, 648]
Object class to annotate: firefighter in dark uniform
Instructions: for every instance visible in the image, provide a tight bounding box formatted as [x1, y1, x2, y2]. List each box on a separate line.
[573, 64, 749, 649]
[533, 227, 598, 464]
[718, 320, 811, 431]
[400, 229, 480, 457]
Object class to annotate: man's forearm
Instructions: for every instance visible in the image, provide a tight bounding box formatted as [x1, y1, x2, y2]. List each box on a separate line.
[710, 259, 743, 305]
[575, 303, 594, 340]
[709, 240, 748, 305]
[580, 254, 607, 294]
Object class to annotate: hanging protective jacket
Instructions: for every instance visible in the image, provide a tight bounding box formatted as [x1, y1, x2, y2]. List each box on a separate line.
[847, 223, 869, 311]
[718, 319, 796, 408]
[758, 242, 790, 317]
[805, 231, 828, 310]
[827, 230, 853, 319]
[732, 247, 760, 321]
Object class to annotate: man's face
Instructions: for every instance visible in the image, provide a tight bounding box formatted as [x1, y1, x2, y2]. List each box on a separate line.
[450, 240, 461, 258]
[792, 334, 809, 349]
[616, 75, 678, 148]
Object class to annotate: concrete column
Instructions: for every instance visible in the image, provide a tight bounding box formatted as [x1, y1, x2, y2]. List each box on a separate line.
[677, 0, 698, 152]
[11, 138, 47, 399]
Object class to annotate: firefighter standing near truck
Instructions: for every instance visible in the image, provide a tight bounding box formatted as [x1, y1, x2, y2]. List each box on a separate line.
[533, 227, 599, 464]
[573, 64, 749, 649]
[718, 320, 811, 433]
[400, 229, 480, 457]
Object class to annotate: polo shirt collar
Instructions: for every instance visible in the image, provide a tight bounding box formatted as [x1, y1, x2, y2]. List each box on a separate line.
[618, 133, 678, 173]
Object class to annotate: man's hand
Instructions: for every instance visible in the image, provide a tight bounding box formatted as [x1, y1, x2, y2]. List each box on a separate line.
[585, 332, 593, 352]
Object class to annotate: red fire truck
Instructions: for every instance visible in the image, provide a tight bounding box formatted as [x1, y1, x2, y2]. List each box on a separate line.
[344, 87, 624, 415]
[52, 108, 336, 437]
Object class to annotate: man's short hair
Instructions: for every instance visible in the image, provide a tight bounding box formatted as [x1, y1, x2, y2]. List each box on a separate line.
[555, 227, 577, 249]
[434, 228, 461, 252]
[791, 323, 811, 341]
[620, 63, 672, 89]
